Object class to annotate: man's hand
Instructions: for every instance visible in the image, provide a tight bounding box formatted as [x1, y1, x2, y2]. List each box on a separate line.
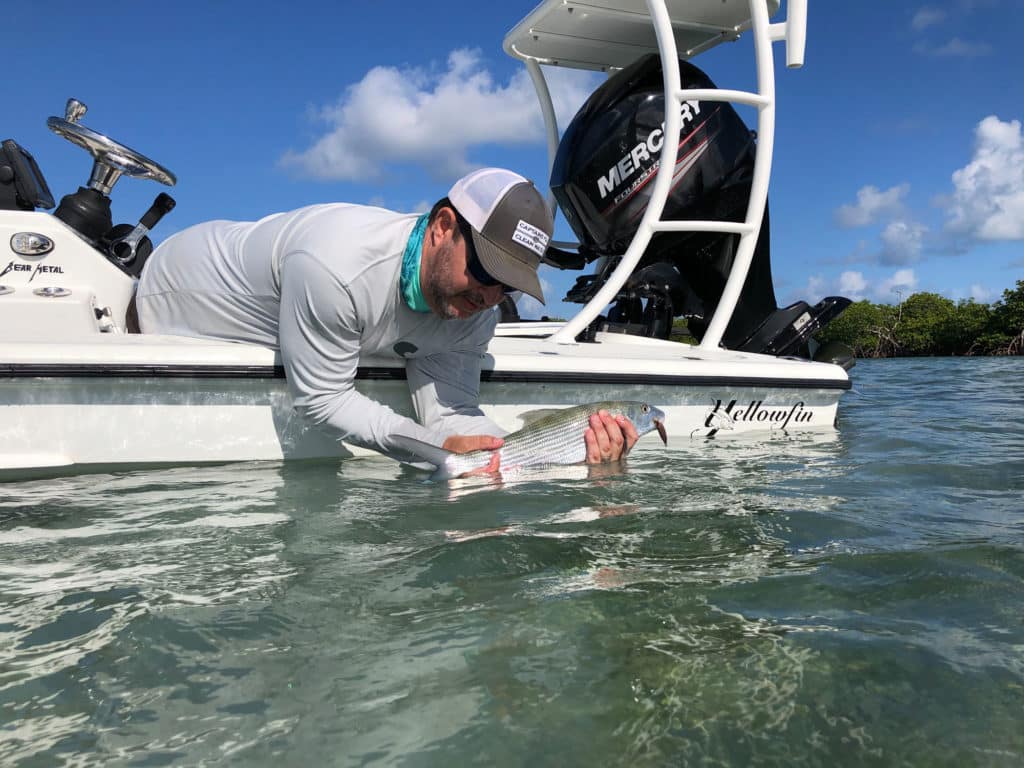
[584, 411, 639, 464]
[443, 434, 503, 476]
[442, 434, 503, 453]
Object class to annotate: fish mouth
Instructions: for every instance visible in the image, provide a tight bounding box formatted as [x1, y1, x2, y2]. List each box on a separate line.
[654, 418, 668, 445]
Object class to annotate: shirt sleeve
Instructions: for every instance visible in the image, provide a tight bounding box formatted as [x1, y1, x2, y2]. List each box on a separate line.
[406, 313, 507, 439]
[278, 250, 445, 455]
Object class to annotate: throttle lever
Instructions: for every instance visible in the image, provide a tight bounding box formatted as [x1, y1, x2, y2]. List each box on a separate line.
[109, 192, 176, 266]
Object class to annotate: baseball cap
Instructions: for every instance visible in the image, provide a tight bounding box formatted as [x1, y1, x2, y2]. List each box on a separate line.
[448, 168, 553, 304]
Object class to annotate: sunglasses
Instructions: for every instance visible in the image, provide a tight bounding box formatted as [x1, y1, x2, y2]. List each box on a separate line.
[463, 232, 517, 295]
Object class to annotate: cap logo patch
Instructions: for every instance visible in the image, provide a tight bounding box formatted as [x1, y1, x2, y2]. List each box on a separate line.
[512, 220, 550, 257]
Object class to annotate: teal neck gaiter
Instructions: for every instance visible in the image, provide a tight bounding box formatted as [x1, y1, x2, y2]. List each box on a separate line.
[400, 213, 431, 313]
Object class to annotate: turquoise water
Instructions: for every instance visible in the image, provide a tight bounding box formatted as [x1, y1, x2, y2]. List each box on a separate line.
[1, 357, 1022, 766]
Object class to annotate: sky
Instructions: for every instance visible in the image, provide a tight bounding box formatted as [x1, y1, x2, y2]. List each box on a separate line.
[6, 0, 1023, 320]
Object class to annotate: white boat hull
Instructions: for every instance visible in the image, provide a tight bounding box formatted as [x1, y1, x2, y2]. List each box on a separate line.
[0, 330, 848, 479]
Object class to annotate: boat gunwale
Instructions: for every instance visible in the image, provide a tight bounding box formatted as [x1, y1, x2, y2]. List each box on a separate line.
[0, 362, 851, 390]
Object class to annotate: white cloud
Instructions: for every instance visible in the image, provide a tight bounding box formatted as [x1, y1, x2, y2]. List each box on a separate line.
[879, 219, 928, 264]
[834, 186, 929, 266]
[838, 271, 868, 299]
[913, 37, 993, 57]
[835, 184, 909, 228]
[945, 115, 1024, 241]
[799, 269, 907, 303]
[911, 7, 946, 30]
[280, 49, 600, 182]
[365, 196, 432, 213]
[968, 284, 993, 302]
[805, 274, 826, 297]
[876, 269, 918, 301]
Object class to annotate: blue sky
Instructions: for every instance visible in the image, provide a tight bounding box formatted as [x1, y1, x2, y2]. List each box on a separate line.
[7, 1, 1023, 319]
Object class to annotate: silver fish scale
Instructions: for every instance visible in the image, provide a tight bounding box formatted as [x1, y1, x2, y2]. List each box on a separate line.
[441, 400, 661, 477]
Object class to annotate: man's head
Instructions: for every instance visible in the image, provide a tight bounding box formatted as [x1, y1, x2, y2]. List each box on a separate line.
[421, 168, 553, 321]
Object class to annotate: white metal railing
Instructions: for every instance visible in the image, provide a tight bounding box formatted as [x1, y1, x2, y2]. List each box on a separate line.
[524, 57, 562, 220]
[520, 0, 807, 347]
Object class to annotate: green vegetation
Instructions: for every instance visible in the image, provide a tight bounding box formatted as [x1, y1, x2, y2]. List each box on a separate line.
[815, 279, 1024, 358]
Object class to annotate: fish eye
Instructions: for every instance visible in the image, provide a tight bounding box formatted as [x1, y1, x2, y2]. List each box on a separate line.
[641, 404, 649, 413]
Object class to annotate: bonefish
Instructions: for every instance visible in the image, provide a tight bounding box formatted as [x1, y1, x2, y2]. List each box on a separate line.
[392, 400, 667, 480]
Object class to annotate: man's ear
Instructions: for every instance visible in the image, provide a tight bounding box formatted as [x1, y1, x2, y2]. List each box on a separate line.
[430, 206, 458, 243]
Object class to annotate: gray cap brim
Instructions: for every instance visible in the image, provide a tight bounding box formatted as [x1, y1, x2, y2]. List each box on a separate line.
[470, 229, 545, 304]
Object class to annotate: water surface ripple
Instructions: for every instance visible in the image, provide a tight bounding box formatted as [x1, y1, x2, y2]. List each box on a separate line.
[1, 358, 1022, 766]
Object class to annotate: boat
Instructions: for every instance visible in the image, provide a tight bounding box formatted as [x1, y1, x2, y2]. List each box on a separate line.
[0, 0, 852, 479]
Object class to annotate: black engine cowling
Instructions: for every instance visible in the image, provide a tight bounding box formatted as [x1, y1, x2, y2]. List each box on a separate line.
[552, 54, 756, 257]
[550, 54, 849, 358]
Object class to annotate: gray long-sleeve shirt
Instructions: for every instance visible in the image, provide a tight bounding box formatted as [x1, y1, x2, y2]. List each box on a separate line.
[136, 203, 503, 454]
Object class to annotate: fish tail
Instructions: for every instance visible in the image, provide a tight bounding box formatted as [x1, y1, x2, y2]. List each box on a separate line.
[390, 435, 455, 470]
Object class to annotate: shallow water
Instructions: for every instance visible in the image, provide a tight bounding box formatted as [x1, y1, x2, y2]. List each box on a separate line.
[1, 357, 1022, 766]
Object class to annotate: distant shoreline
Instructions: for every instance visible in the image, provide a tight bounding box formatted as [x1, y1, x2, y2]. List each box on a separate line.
[810, 281, 1023, 359]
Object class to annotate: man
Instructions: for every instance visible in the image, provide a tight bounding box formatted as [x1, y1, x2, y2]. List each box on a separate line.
[136, 167, 636, 470]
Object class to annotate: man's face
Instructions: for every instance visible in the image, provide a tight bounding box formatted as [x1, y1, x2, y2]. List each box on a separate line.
[423, 226, 506, 321]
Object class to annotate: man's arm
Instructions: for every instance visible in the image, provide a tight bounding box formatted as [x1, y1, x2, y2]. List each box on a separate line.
[278, 250, 443, 454]
[405, 324, 506, 441]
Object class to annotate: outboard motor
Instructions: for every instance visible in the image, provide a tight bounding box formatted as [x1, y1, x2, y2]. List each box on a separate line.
[550, 54, 849, 359]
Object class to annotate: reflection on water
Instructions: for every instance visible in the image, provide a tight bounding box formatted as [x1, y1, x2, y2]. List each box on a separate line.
[1, 359, 1023, 765]
[0, 465, 299, 764]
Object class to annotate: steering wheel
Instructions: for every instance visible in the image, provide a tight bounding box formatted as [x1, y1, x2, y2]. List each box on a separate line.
[47, 99, 176, 195]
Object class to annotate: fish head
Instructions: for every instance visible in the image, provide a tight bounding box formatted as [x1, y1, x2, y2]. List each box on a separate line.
[621, 402, 668, 445]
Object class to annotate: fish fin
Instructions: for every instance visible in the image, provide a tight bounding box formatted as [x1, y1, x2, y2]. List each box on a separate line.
[517, 408, 562, 426]
[390, 435, 453, 469]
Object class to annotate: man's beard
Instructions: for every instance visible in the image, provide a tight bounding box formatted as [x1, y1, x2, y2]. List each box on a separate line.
[425, 239, 487, 320]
